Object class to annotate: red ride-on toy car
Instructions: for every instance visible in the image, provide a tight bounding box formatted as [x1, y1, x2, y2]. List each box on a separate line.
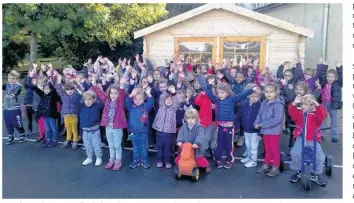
[174, 142, 200, 181]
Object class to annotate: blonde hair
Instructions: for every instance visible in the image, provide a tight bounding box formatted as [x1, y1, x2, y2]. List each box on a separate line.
[301, 94, 316, 106]
[8, 70, 20, 79]
[83, 90, 97, 101]
[216, 83, 232, 96]
[134, 88, 146, 100]
[327, 69, 338, 79]
[304, 68, 315, 77]
[264, 83, 280, 95]
[295, 81, 310, 95]
[184, 108, 199, 123]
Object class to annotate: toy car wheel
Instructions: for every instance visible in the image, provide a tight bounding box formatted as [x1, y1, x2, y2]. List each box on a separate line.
[325, 155, 333, 176]
[191, 168, 200, 182]
[174, 166, 182, 180]
[302, 164, 312, 191]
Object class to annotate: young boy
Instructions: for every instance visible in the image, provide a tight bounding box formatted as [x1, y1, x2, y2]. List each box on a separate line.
[3, 70, 26, 144]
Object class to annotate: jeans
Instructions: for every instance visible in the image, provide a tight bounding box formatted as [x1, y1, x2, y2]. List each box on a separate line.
[321, 101, 339, 139]
[44, 117, 57, 141]
[132, 132, 148, 164]
[244, 132, 259, 162]
[156, 131, 174, 164]
[106, 126, 123, 160]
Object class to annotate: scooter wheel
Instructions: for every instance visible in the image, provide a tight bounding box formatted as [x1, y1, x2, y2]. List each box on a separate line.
[174, 166, 182, 180]
[191, 168, 199, 182]
[302, 164, 312, 191]
[325, 155, 333, 176]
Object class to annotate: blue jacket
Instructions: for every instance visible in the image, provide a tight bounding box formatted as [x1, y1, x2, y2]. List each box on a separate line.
[3, 83, 22, 110]
[125, 96, 154, 133]
[223, 68, 256, 95]
[254, 96, 285, 135]
[23, 77, 34, 105]
[79, 100, 104, 128]
[240, 99, 261, 133]
[205, 84, 254, 122]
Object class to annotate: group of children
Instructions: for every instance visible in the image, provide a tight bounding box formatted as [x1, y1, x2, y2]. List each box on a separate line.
[3, 53, 342, 185]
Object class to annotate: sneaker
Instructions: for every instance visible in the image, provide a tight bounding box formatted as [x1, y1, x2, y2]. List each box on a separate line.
[129, 161, 140, 169]
[236, 136, 245, 147]
[6, 136, 15, 145]
[242, 151, 248, 157]
[216, 161, 223, 169]
[105, 160, 114, 169]
[48, 140, 58, 148]
[244, 161, 257, 168]
[224, 162, 232, 169]
[18, 136, 26, 143]
[241, 157, 250, 164]
[204, 149, 212, 158]
[42, 140, 50, 147]
[141, 162, 150, 169]
[331, 138, 339, 143]
[82, 146, 86, 150]
[257, 164, 271, 173]
[156, 162, 163, 168]
[289, 171, 302, 183]
[72, 142, 78, 150]
[112, 161, 122, 171]
[35, 137, 44, 143]
[95, 158, 102, 166]
[62, 140, 71, 148]
[266, 167, 280, 177]
[205, 166, 212, 173]
[311, 174, 327, 186]
[82, 158, 93, 166]
[165, 163, 172, 169]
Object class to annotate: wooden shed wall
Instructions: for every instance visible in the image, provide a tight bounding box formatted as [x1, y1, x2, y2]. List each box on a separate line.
[145, 9, 305, 72]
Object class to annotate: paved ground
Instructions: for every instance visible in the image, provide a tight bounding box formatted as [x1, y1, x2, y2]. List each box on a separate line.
[2, 112, 343, 199]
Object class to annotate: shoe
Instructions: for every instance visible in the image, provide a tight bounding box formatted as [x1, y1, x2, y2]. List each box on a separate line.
[42, 140, 50, 147]
[27, 130, 32, 137]
[289, 171, 302, 183]
[82, 158, 93, 166]
[241, 157, 250, 164]
[129, 161, 140, 169]
[62, 140, 71, 148]
[242, 151, 248, 157]
[72, 142, 78, 150]
[105, 160, 114, 169]
[82, 147, 86, 150]
[244, 161, 257, 168]
[156, 162, 163, 168]
[112, 161, 122, 171]
[311, 174, 327, 186]
[332, 138, 339, 143]
[236, 136, 245, 147]
[35, 137, 44, 143]
[6, 136, 15, 145]
[224, 162, 232, 169]
[18, 136, 26, 143]
[141, 162, 150, 169]
[205, 167, 212, 173]
[257, 164, 271, 173]
[204, 149, 212, 158]
[266, 167, 280, 177]
[95, 158, 102, 166]
[165, 163, 172, 169]
[48, 140, 57, 148]
[283, 128, 290, 134]
[216, 161, 223, 169]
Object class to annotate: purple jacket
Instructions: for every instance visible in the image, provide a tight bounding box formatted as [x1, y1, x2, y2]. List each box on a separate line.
[297, 63, 322, 93]
[54, 84, 81, 116]
[152, 91, 179, 133]
[254, 96, 285, 135]
[91, 86, 127, 129]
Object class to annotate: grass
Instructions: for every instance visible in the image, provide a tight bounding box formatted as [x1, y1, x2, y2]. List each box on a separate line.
[16, 57, 66, 72]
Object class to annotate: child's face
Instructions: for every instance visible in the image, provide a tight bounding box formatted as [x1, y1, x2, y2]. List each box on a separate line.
[230, 69, 238, 78]
[326, 73, 336, 84]
[37, 79, 45, 87]
[216, 72, 224, 80]
[193, 81, 201, 90]
[304, 71, 314, 80]
[186, 117, 197, 126]
[249, 93, 260, 103]
[247, 68, 253, 77]
[43, 86, 51, 94]
[301, 99, 315, 113]
[65, 88, 75, 96]
[8, 76, 18, 84]
[133, 94, 144, 106]
[235, 73, 245, 84]
[284, 72, 293, 82]
[177, 94, 186, 103]
[217, 89, 228, 100]
[159, 83, 168, 92]
[84, 97, 94, 107]
[110, 89, 119, 101]
[201, 66, 208, 74]
[264, 87, 276, 101]
[295, 86, 305, 97]
[153, 71, 161, 80]
[186, 90, 193, 98]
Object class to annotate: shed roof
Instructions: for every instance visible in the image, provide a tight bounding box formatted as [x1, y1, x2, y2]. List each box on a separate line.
[134, 3, 314, 39]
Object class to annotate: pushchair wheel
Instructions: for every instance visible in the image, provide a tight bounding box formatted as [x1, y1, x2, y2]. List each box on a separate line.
[325, 155, 333, 176]
[302, 164, 312, 190]
[191, 168, 199, 182]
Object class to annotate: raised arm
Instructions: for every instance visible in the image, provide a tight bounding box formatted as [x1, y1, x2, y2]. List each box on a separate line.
[205, 84, 218, 104]
[336, 64, 343, 87]
[222, 68, 236, 84]
[91, 85, 107, 103]
[231, 88, 254, 103]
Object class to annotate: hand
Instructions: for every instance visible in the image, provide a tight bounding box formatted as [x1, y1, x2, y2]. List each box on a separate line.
[192, 144, 199, 149]
[131, 71, 137, 79]
[91, 78, 97, 86]
[56, 74, 63, 84]
[48, 63, 53, 70]
[252, 86, 261, 93]
[310, 99, 319, 106]
[336, 62, 341, 67]
[41, 64, 46, 70]
[168, 85, 176, 94]
[318, 57, 324, 64]
[177, 142, 182, 147]
[315, 79, 321, 89]
[130, 88, 139, 98]
[119, 76, 126, 87]
[254, 124, 260, 129]
[293, 96, 302, 105]
[282, 61, 290, 66]
[32, 63, 38, 70]
[208, 78, 215, 85]
[280, 79, 286, 85]
[145, 87, 152, 97]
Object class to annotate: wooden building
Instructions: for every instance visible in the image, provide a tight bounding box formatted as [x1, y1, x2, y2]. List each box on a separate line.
[134, 3, 314, 72]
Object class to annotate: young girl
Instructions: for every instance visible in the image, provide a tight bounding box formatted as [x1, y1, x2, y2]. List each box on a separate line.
[125, 87, 154, 169]
[319, 62, 342, 142]
[175, 108, 211, 173]
[202, 77, 258, 169]
[288, 94, 327, 186]
[92, 78, 127, 170]
[152, 85, 179, 169]
[254, 83, 284, 176]
[80, 90, 104, 166]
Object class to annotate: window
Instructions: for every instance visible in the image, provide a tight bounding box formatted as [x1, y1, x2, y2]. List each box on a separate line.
[222, 41, 261, 66]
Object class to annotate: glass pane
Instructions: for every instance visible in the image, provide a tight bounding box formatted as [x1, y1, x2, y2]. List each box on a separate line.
[179, 42, 212, 66]
[222, 41, 260, 66]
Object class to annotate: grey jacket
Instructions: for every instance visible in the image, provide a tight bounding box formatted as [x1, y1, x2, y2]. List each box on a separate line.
[3, 83, 22, 110]
[176, 123, 205, 157]
[152, 91, 179, 133]
[254, 96, 285, 135]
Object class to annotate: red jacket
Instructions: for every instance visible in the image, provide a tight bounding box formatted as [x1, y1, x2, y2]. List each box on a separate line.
[194, 92, 212, 127]
[288, 104, 327, 142]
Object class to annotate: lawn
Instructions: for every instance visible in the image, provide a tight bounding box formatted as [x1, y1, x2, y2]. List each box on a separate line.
[17, 57, 66, 72]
